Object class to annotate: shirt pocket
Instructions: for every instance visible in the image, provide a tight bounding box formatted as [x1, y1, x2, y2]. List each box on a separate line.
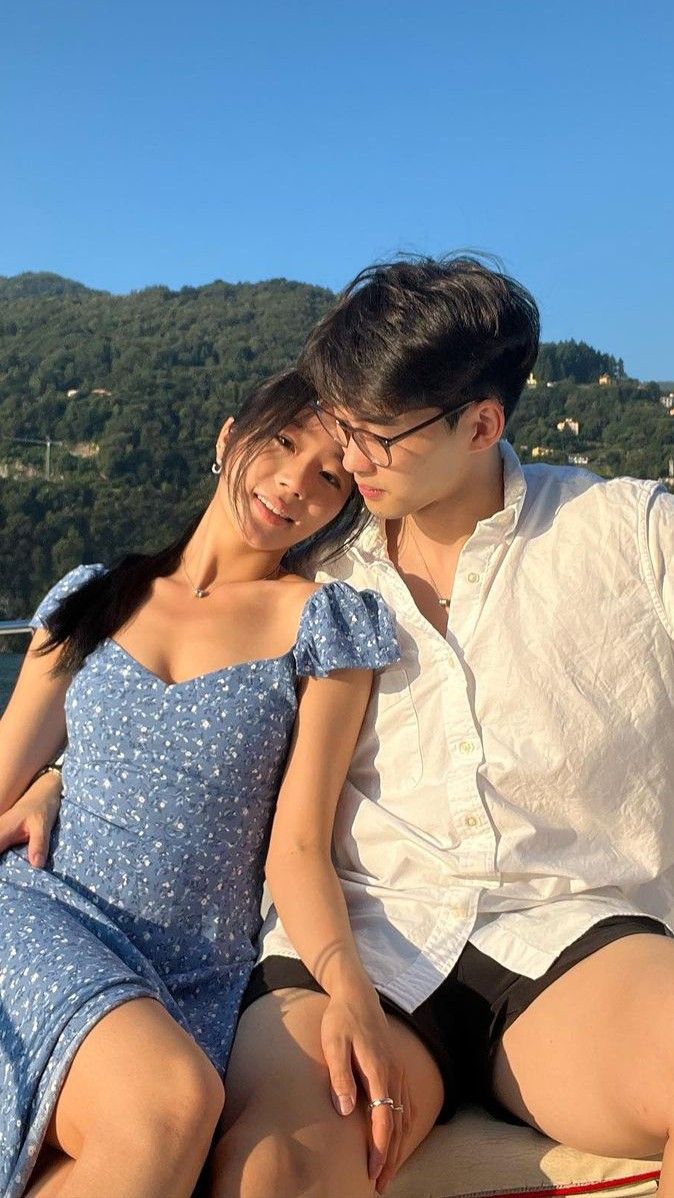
[350, 661, 424, 792]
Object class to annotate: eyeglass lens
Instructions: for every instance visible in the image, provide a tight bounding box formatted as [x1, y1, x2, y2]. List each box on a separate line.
[315, 407, 389, 466]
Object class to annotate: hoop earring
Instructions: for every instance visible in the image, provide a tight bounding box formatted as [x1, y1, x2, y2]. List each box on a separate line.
[211, 459, 222, 475]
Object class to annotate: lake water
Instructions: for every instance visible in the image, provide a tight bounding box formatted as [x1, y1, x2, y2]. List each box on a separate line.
[0, 652, 22, 712]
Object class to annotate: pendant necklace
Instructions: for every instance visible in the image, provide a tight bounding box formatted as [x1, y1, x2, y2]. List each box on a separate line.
[181, 556, 280, 599]
[406, 522, 452, 609]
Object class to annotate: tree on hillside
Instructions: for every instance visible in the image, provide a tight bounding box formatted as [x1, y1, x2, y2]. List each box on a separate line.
[535, 339, 619, 384]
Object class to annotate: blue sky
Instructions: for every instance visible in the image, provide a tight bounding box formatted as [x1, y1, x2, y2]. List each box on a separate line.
[2, 0, 672, 378]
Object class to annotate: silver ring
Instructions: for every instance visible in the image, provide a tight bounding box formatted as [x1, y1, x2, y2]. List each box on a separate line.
[368, 1097, 395, 1110]
[393, 1104, 404, 1113]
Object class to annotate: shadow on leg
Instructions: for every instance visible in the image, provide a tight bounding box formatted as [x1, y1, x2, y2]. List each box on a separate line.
[24, 1150, 75, 1198]
[207, 988, 443, 1198]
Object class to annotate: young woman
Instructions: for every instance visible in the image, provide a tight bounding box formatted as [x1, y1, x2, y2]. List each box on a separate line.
[0, 369, 400, 1198]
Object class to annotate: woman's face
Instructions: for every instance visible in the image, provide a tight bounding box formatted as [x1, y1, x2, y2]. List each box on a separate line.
[223, 412, 353, 553]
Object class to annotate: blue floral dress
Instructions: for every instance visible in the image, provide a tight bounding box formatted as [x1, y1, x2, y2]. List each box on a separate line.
[0, 564, 399, 1198]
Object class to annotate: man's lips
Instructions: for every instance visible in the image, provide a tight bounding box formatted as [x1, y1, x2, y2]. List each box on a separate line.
[356, 483, 385, 499]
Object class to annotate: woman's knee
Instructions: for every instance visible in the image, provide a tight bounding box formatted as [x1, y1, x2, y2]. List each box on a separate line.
[54, 1009, 224, 1160]
[147, 1046, 224, 1146]
[79, 1049, 223, 1171]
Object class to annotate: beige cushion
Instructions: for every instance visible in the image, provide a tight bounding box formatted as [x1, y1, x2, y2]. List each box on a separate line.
[388, 1107, 661, 1198]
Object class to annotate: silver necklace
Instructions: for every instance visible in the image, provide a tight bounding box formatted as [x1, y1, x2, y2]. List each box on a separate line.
[407, 523, 452, 609]
[181, 557, 280, 599]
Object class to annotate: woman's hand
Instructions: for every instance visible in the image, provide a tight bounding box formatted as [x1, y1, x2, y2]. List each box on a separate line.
[0, 769, 63, 867]
[321, 986, 411, 1194]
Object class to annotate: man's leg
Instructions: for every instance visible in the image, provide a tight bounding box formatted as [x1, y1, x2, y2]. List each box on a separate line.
[492, 934, 674, 1190]
[207, 989, 444, 1198]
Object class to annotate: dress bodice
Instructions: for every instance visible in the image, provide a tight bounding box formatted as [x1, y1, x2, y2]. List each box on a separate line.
[30, 564, 400, 979]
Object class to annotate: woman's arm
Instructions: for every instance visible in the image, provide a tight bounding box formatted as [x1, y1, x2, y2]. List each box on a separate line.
[265, 667, 408, 1190]
[0, 629, 69, 817]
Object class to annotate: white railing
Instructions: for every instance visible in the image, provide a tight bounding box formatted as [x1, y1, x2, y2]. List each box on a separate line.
[0, 620, 32, 637]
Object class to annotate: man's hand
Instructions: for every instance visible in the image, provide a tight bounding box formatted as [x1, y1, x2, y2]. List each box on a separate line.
[0, 769, 63, 867]
[321, 988, 411, 1194]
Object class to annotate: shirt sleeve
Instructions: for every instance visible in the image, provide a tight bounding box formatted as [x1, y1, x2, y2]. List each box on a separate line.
[293, 582, 401, 678]
[646, 487, 674, 638]
[30, 563, 107, 631]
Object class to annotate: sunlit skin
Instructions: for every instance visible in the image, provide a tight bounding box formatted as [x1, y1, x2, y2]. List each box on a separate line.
[333, 400, 505, 530]
[185, 412, 353, 587]
[331, 399, 505, 634]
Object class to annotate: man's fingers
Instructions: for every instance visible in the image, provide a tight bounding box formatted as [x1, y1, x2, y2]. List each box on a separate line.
[400, 1077, 413, 1144]
[26, 816, 49, 868]
[371, 1074, 406, 1192]
[376, 1095, 405, 1193]
[355, 1054, 395, 1180]
[0, 815, 27, 855]
[0, 812, 47, 867]
[368, 1104, 394, 1182]
[324, 1037, 357, 1116]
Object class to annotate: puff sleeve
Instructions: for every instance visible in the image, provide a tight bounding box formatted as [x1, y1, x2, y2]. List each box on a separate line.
[30, 564, 107, 631]
[293, 581, 400, 678]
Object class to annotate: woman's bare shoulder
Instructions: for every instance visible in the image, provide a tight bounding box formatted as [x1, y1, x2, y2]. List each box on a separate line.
[278, 572, 321, 597]
[276, 573, 321, 619]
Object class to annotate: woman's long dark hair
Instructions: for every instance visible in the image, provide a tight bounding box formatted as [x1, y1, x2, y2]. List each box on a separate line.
[39, 370, 368, 675]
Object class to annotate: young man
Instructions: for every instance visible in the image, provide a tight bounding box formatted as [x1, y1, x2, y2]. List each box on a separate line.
[6, 257, 674, 1198]
[207, 256, 674, 1198]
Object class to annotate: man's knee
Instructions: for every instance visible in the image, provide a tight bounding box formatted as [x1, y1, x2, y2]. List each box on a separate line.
[209, 1116, 373, 1198]
[209, 1124, 309, 1198]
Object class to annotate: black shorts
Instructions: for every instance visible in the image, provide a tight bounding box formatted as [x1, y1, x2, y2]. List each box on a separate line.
[242, 915, 669, 1123]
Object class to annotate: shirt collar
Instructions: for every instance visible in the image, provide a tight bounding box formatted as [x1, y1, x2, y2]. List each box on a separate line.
[352, 440, 528, 563]
[493, 439, 527, 537]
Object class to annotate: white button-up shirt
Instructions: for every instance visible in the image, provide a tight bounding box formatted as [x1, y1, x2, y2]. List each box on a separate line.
[259, 443, 674, 1012]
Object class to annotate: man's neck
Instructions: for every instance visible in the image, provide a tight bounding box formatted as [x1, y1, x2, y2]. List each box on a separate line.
[384, 444, 505, 633]
[391, 443, 505, 554]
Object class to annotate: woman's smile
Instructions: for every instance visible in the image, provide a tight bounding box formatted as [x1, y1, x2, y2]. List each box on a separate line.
[253, 492, 296, 525]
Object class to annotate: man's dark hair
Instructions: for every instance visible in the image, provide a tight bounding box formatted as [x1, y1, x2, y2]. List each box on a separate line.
[299, 254, 540, 428]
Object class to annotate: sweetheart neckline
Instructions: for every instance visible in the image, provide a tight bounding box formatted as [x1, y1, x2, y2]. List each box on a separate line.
[105, 638, 296, 689]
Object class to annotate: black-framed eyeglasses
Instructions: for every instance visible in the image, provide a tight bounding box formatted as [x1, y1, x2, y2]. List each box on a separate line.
[313, 399, 475, 467]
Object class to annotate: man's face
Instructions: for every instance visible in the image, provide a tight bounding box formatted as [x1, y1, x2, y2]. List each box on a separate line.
[330, 403, 479, 521]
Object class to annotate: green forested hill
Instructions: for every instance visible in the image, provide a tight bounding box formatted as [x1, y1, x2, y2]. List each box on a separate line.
[0, 274, 672, 620]
[0, 272, 96, 300]
[0, 272, 334, 478]
[0, 275, 335, 617]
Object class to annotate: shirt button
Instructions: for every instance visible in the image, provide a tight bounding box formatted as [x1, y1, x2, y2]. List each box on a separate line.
[459, 740, 474, 754]
[467, 572, 480, 583]
[465, 815, 478, 828]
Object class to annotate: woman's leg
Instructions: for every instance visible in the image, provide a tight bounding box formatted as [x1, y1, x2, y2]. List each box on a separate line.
[33, 997, 224, 1198]
[207, 989, 443, 1198]
[492, 934, 674, 1191]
